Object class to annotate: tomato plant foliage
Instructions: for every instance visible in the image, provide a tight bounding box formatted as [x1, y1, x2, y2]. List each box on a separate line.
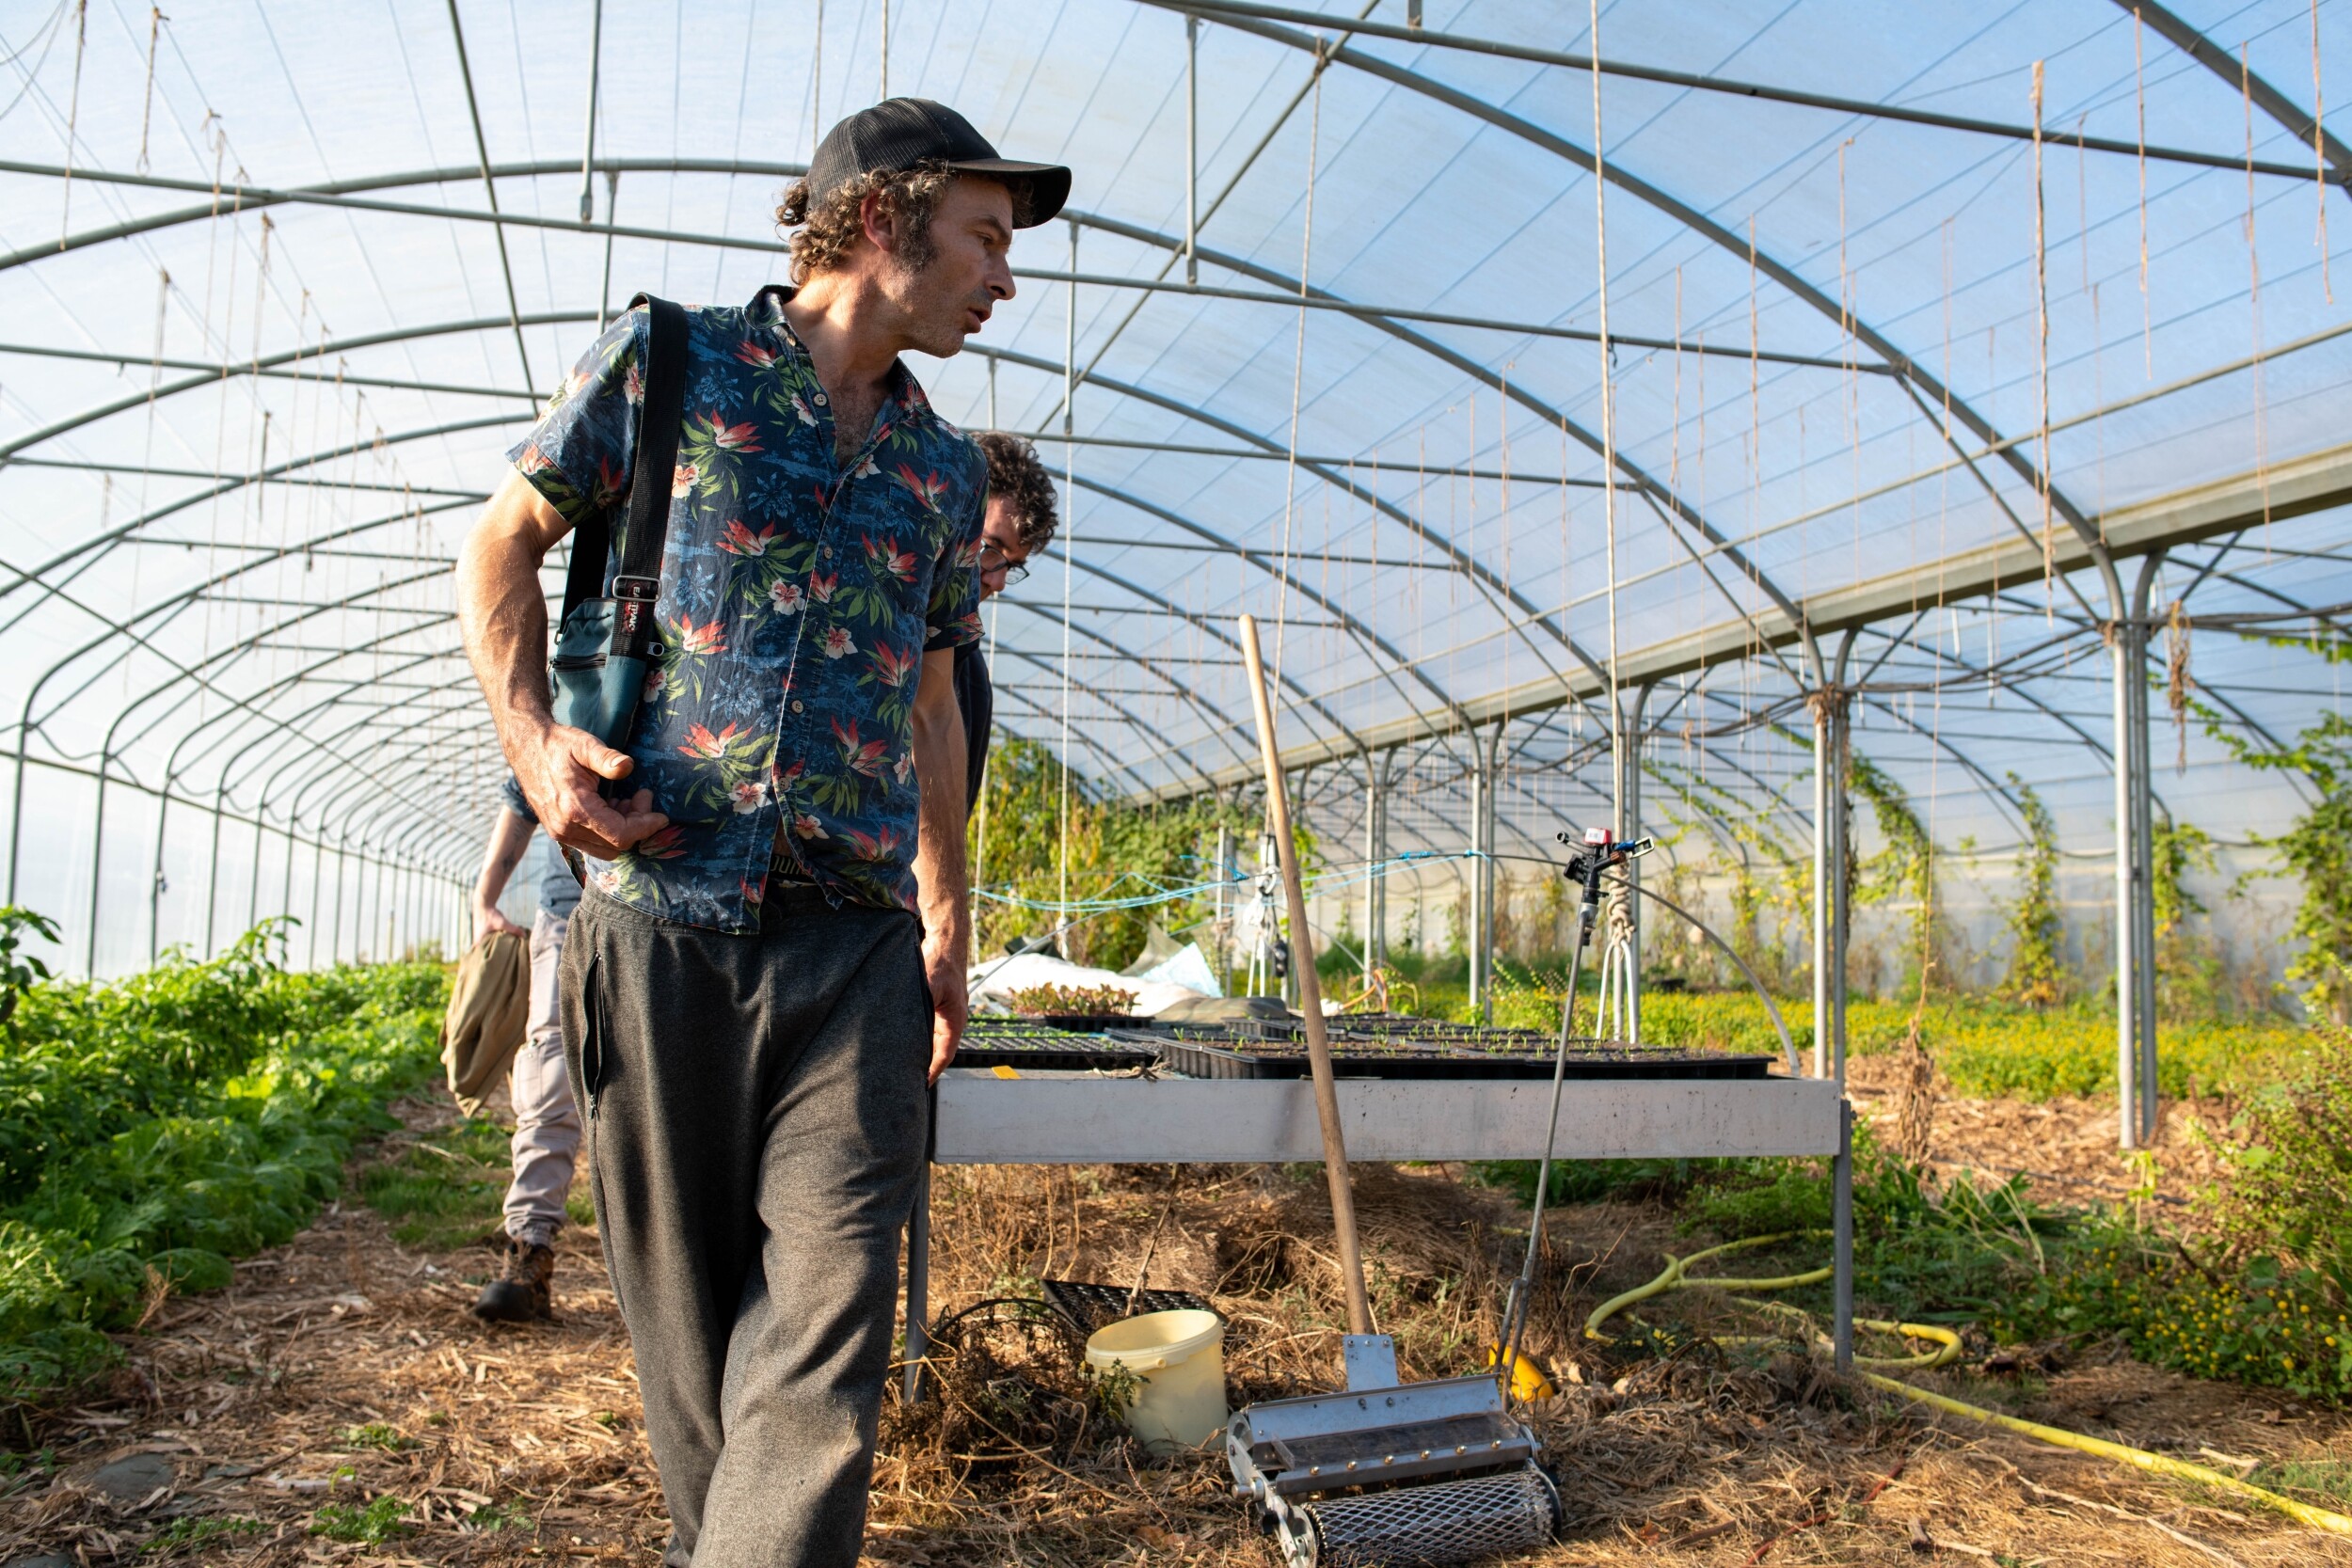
[0, 922, 446, 1402]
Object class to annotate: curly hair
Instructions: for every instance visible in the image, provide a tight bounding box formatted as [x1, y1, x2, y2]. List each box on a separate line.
[774, 161, 960, 283]
[975, 432, 1058, 554]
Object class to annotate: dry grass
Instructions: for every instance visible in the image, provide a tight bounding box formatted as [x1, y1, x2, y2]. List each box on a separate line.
[0, 1088, 2347, 1567]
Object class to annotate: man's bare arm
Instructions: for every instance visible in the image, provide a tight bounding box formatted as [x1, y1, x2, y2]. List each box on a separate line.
[909, 648, 970, 1084]
[454, 471, 668, 858]
[471, 807, 535, 942]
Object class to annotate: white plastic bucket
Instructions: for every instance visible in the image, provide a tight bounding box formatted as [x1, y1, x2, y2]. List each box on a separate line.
[1083, 1308, 1228, 1453]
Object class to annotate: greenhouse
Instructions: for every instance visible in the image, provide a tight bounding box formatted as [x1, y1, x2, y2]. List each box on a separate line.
[0, 1, 2348, 1564]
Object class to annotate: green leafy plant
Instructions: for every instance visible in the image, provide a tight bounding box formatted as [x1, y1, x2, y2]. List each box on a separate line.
[143, 1515, 263, 1556]
[466, 1502, 528, 1533]
[1850, 752, 1945, 995]
[0, 907, 57, 1031]
[2204, 709, 2352, 1023]
[1005, 982, 1136, 1018]
[968, 736, 1294, 974]
[340, 1422, 410, 1452]
[1999, 779, 2066, 1008]
[0, 932, 447, 1402]
[2201, 1025, 2352, 1300]
[310, 1497, 410, 1544]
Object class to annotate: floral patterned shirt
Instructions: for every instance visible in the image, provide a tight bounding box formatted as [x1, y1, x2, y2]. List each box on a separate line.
[509, 286, 986, 930]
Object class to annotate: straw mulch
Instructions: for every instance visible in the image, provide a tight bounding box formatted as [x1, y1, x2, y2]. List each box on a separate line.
[1, 1092, 2348, 1567]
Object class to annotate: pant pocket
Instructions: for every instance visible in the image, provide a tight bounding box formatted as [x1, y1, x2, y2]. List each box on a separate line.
[576, 950, 608, 1120]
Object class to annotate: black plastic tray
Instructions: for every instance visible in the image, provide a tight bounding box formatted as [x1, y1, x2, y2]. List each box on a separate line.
[957, 1026, 1162, 1074]
[1040, 1278, 1218, 1338]
[1132, 1030, 1774, 1082]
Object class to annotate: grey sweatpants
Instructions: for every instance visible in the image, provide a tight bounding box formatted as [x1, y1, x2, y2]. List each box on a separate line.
[503, 909, 580, 1247]
[559, 886, 931, 1568]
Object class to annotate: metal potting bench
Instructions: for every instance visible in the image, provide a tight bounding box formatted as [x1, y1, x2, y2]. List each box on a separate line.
[902, 1071, 1856, 1394]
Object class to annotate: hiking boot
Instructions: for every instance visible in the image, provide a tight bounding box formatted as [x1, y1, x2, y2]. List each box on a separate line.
[471, 1237, 555, 1323]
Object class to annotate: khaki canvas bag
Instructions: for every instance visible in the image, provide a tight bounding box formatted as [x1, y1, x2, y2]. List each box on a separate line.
[439, 929, 530, 1117]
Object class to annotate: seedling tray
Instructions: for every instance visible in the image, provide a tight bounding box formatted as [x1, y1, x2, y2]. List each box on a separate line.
[1126, 1027, 1772, 1082]
[1040, 1278, 1218, 1338]
[957, 1023, 1162, 1073]
[1028, 1012, 1152, 1032]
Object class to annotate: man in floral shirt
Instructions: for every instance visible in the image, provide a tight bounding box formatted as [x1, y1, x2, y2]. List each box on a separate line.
[455, 100, 1069, 1568]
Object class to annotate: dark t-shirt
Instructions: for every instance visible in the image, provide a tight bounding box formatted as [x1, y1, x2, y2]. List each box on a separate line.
[954, 641, 991, 813]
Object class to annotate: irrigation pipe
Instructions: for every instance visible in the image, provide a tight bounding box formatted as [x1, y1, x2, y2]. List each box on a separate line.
[1583, 1235, 2352, 1538]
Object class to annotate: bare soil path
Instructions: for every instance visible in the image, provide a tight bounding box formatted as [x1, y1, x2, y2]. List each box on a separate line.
[0, 1089, 2345, 1568]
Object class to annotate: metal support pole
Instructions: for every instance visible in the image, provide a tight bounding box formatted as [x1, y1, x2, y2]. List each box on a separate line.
[1810, 635, 1855, 1082]
[307, 838, 326, 969]
[1361, 748, 1384, 987]
[332, 837, 350, 966]
[1614, 683, 1650, 1042]
[1184, 14, 1199, 285]
[202, 785, 227, 958]
[901, 1160, 931, 1403]
[85, 752, 111, 976]
[1467, 725, 1496, 1021]
[2128, 553, 2164, 1144]
[149, 784, 170, 967]
[1213, 820, 1233, 991]
[577, 0, 603, 225]
[1833, 1100, 1854, 1372]
[2126, 610, 2145, 1151]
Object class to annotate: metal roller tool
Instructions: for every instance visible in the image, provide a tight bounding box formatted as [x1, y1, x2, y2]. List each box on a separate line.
[1227, 615, 1561, 1568]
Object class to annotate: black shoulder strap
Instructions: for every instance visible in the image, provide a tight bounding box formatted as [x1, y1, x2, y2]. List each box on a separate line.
[561, 294, 691, 622]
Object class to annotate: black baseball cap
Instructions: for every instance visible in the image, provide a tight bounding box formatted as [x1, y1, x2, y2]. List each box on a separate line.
[805, 98, 1071, 229]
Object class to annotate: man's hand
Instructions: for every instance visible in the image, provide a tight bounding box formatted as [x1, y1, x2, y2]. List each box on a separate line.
[458, 472, 670, 861]
[924, 938, 967, 1085]
[474, 902, 528, 942]
[908, 646, 973, 1085]
[515, 720, 669, 859]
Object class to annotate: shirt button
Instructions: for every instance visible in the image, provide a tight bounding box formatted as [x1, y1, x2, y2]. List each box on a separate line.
[814, 392, 828, 406]
[790, 700, 804, 713]
[821, 545, 834, 559]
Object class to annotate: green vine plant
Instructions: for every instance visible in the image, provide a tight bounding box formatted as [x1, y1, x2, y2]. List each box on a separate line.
[966, 737, 1271, 973]
[0, 907, 59, 1032]
[2196, 709, 2352, 1025]
[1998, 776, 2067, 1009]
[1644, 757, 1808, 992]
[1848, 752, 1945, 997]
[2151, 817, 2229, 1020]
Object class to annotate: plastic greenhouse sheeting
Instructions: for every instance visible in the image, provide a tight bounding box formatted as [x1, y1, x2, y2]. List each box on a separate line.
[0, 0, 2344, 974]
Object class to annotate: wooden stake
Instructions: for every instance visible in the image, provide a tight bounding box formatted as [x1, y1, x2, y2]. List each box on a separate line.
[1236, 612, 1373, 1338]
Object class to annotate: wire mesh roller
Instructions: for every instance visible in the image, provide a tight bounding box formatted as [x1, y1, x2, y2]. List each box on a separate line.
[1305, 1469, 1562, 1568]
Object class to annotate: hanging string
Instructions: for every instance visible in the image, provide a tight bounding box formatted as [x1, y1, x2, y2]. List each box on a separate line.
[56, 0, 87, 248]
[2315, 0, 2333, 303]
[1746, 215, 1759, 546]
[2031, 61, 2054, 614]
[1590, 0, 1623, 828]
[2244, 46, 2273, 535]
[2136, 9, 2152, 376]
[136, 7, 162, 175]
[1839, 138, 1860, 586]
[1270, 46, 1322, 694]
[1669, 267, 1682, 498]
[1058, 218, 1077, 927]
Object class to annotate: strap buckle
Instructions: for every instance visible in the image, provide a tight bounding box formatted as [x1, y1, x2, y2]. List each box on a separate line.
[612, 575, 660, 602]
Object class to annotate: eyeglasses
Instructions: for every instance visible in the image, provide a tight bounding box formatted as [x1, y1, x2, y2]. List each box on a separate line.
[978, 541, 1029, 588]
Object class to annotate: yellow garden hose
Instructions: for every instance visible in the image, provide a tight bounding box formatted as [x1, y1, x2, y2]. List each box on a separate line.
[1581, 1234, 2352, 1538]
